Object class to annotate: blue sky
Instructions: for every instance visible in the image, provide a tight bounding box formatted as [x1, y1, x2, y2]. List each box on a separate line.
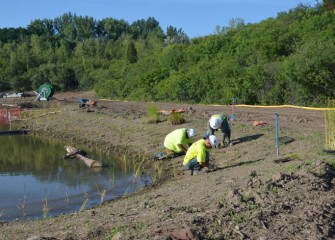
[1, 0, 315, 38]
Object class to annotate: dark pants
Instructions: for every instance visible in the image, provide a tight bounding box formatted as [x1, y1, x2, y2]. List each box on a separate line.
[184, 152, 209, 171]
[205, 120, 231, 145]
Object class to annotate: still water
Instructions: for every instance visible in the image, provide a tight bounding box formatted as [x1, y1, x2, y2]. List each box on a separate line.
[0, 133, 151, 222]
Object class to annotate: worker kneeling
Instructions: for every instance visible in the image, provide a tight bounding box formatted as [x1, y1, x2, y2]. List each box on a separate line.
[183, 135, 218, 175]
[164, 128, 196, 157]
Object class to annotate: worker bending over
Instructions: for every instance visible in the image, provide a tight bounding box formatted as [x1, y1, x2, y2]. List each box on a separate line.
[205, 114, 232, 147]
[164, 128, 196, 156]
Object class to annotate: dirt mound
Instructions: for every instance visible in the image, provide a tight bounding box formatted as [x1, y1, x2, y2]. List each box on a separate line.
[160, 164, 335, 240]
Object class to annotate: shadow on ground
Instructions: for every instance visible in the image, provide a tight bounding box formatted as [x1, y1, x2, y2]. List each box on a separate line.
[233, 134, 264, 145]
[215, 158, 264, 171]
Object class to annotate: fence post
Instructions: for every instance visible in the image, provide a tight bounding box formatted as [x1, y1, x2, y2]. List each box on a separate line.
[8, 112, 11, 131]
[275, 113, 279, 155]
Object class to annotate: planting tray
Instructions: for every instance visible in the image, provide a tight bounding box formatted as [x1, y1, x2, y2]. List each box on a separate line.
[278, 136, 295, 144]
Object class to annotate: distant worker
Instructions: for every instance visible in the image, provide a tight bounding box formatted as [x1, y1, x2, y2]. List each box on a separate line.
[205, 114, 232, 147]
[183, 135, 218, 175]
[79, 98, 97, 108]
[164, 128, 196, 156]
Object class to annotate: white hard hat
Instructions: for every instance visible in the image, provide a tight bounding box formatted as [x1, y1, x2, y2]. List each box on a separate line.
[209, 135, 219, 148]
[187, 128, 196, 138]
[210, 117, 222, 129]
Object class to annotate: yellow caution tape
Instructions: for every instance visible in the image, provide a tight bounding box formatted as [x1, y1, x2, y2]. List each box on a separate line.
[234, 104, 335, 111]
[98, 99, 335, 111]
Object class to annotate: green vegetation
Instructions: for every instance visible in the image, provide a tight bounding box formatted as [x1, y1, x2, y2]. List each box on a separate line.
[80, 195, 88, 211]
[283, 163, 300, 174]
[147, 104, 159, 123]
[42, 196, 50, 218]
[0, 2, 334, 106]
[167, 112, 185, 125]
[99, 188, 106, 204]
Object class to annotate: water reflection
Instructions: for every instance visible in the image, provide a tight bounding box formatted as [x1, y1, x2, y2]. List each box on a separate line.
[0, 135, 151, 222]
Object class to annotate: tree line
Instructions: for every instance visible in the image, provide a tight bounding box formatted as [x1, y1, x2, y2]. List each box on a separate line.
[0, 1, 334, 106]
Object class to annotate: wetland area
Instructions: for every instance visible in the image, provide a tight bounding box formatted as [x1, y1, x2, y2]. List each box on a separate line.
[0, 91, 335, 240]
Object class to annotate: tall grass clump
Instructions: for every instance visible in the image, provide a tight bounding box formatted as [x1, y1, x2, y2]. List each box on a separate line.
[324, 99, 335, 150]
[100, 189, 106, 204]
[42, 196, 50, 218]
[80, 193, 88, 211]
[17, 195, 28, 219]
[147, 104, 159, 123]
[167, 112, 185, 125]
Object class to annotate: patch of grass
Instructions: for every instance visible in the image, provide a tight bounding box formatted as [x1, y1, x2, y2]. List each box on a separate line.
[108, 225, 128, 236]
[286, 153, 300, 159]
[266, 183, 279, 194]
[105, 223, 147, 239]
[167, 112, 185, 125]
[80, 194, 88, 211]
[241, 192, 254, 203]
[133, 222, 147, 231]
[282, 163, 300, 174]
[172, 158, 178, 177]
[17, 195, 28, 219]
[147, 104, 159, 123]
[99, 188, 106, 204]
[152, 161, 163, 182]
[42, 196, 50, 218]
[325, 159, 335, 166]
[304, 159, 314, 166]
[133, 160, 143, 183]
[226, 203, 257, 224]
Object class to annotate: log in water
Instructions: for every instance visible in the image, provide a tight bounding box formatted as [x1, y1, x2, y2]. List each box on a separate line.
[64, 146, 103, 168]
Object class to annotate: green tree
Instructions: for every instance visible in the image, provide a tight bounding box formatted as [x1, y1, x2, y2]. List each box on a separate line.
[0, 27, 28, 43]
[126, 41, 138, 64]
[74, 16, 96, 41]
[99, 18, 129, 41]
[27, 19, 55, 38]
[130, 17, 163, 39]
[164, 26, 189, 45]
[322, 0, 335, 11]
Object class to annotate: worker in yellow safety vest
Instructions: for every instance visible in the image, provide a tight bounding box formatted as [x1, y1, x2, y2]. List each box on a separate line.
[164, 128, 196, 156]
[183, 135, 218, 175]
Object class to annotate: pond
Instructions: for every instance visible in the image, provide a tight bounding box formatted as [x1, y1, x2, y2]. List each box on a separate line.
[0, 132, 151, 222]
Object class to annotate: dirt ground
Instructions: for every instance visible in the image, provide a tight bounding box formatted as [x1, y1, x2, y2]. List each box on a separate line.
[1, 91, 335, 240]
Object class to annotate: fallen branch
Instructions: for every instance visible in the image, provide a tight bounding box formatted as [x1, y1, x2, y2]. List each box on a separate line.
[62, 149, 86, 159]
[64, 146, 103, 168]
[14, 110, 61, 121]
[1, 104, 18, 107]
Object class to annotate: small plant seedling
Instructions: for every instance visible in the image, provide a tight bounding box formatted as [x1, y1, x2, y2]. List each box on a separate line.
[167, 112, 185, 125]
[147, 104, 160, 123]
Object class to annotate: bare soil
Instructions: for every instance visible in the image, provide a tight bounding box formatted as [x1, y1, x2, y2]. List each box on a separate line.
[1, 91, 335, 240]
